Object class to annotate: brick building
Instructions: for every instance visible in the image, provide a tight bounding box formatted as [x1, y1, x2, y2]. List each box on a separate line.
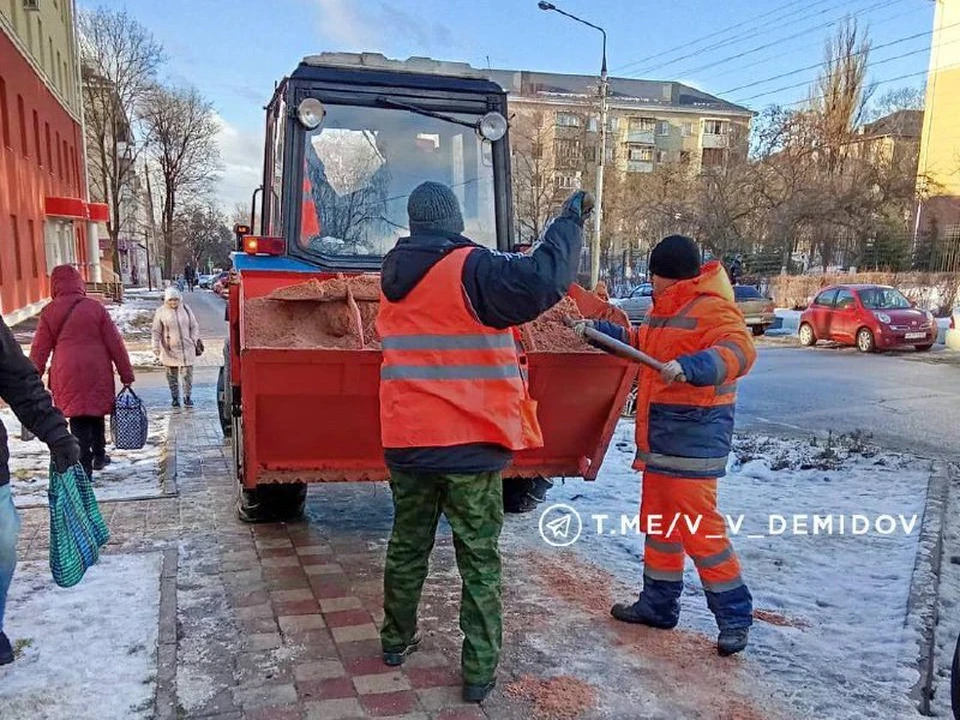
[0, 0, 105, 324]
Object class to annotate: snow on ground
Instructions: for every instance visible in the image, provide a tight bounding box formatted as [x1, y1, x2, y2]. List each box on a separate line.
[0, 553, 162, 720]
[4, 408, 172, 507]
[504, 421, 933, 719]
[930, 469, 960, 718]
[106, 296, 157, 338]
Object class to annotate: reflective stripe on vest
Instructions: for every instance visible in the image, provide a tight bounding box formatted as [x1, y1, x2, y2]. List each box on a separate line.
[377, 246, 544, 451]
[645, 294, 711, 331]
[635, 450, 728, 476]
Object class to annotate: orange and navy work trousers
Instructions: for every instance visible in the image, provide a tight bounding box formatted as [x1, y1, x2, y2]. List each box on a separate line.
[638, 471, 752, 630]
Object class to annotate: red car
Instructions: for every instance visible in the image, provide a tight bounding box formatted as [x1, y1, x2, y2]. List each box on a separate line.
[799, 284, 938, 353]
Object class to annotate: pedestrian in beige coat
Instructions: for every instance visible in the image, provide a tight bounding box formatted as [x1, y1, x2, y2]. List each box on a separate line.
[152, 287, 202, 408]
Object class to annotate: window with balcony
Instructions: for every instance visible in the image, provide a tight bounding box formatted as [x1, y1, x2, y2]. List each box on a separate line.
[554, 138, 581, 162]
[702, 147, 725, 167]
[704, 119, 727, 135]
[554, 172, 578, 190]
[628, 117, 656, 132]
[555, 112, 581, 128]
[627, 145, 654, 161]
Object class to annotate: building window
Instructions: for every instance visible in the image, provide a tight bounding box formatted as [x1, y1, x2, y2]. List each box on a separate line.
[703, 119, 727, 135]
[555, 112, 581, 128]
[37, 19, 43, 67]
[554, 172, 578, 190]
[587, 116, 598, 133]
[657, 121, 671, 136]
[702, 147, 725, 167]
[628, 117, 656, 132]
[680, 150, 691, 164]
[656, 150, 669, 163]
[627, 145, 654, 161]
[56, 130, 62, 179]
[33, 110, 40, 164]
[49, 38, 54, 81]
[608, 117, 619, 132]
[70, 146, 77, 188]
[12, 215, 23, 281]
[0, 76, 9, 148]
[583, 145, 596, 163]
[28, 219, 38, 278]
[45, 122, 52, 170]
[554, 138, 581, 161]
[56, 51, 62, 89]
[681, 122, 693, 137]
[17, 95, 27, 155]
[62, 139, 69, 181]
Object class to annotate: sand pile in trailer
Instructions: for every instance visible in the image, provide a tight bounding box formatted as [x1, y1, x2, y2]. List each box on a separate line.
[244, 276, 613, 352]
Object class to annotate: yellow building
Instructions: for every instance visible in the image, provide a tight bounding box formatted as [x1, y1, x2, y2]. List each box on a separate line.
[918, 0, 960, 196]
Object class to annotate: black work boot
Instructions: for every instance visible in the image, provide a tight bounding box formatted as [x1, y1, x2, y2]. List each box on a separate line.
[463, 679, 496, 703]
[183, 397, 194, 408]
[610, 599, 679, 630]
[92, 454, 111, 471]
[171, 397, 180, 408]
[0, 631, 14, 665]
[382, 635, 421, 667]
[717, 627, 749, 656]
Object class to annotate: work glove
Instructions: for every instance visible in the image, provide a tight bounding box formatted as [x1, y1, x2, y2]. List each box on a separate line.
[560, 190, 596, 226]
[49, 435, 81, 474]
[659, 359, 687, 385]
[572, 320, 597, 339]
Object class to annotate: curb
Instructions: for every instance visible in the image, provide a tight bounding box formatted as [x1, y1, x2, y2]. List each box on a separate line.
[907, 461, 953, 714]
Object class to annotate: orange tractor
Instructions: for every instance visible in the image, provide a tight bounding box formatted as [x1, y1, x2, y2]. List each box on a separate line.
[218, 53, 635, 522]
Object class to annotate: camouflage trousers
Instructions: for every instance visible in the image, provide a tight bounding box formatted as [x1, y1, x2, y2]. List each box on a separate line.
[381, 470, 503, 684]
[166, 366, 193, 401]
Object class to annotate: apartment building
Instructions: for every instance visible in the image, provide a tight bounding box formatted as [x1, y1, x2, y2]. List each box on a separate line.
[0, 0, 105, 324]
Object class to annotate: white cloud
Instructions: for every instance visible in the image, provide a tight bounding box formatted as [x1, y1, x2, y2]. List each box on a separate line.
[312, 0, 458, 56]
[212, 113, 263, 214]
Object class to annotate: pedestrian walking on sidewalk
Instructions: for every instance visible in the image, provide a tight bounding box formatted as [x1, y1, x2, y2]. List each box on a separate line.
[30, 265, 135, 479]
[152, 287, 202, 408]
[575, 235, 757, 657]
[376, 182, 592, 703]
[1, 316, 80, 665]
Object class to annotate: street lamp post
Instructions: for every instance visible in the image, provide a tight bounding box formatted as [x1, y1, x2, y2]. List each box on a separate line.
[538, 1, 607, 289]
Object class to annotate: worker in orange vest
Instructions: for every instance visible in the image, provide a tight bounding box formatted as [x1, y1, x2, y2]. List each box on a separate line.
[576, 235, 756, 656]
[377, 182, 593, 702]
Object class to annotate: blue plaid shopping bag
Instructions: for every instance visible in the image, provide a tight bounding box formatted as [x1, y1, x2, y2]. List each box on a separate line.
[48, 464, 110, 588]
[111, 386, 148, 450]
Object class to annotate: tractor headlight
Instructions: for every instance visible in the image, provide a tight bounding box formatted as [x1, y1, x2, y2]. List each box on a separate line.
[478, 112, 507, 142]
[297, 98, 326, 130]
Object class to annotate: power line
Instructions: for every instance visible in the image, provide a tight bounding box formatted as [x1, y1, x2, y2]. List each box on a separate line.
[722, 20, 960, 99]
[627, 0, 881, 78]
[731, 32, 959, 105]
[666, 0, 907, 80]
[610, 0, 816, 74]
[702, 3, 922, 83]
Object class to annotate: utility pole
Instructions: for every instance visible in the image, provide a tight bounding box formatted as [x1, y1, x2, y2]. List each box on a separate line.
[144, 161, 155, 291]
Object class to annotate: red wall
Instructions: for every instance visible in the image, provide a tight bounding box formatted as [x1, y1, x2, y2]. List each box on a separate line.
[0, 31, 87, 318]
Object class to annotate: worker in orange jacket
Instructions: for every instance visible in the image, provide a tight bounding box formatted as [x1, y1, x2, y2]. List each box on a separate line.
[577, 234, 756, 656]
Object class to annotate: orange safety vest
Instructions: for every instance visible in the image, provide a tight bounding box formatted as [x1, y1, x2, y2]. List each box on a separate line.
[377, 247, 544, 451]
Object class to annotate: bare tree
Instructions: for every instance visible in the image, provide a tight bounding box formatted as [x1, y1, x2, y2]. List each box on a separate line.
[173, 204, 234, 272]
[141, 85, 221, 277]
[510, 109, 565, 244]
[79, 7, 164, 279]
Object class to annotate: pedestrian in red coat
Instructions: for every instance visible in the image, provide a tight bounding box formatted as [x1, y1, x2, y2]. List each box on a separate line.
[30, 265, 136, 479]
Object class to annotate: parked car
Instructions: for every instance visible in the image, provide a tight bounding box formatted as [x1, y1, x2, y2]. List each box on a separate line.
[211, 271, 231, 297]
[799, 284, 938, 353]
[198, 273, 215, 289]
[734, 285, 776, 336]
[946, 307, 960, 351]
[610, 283, 653, 325]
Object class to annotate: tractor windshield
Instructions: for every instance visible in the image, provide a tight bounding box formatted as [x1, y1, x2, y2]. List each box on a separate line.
[297, 104, 497, 258]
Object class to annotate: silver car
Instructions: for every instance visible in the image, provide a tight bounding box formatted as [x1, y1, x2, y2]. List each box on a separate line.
[612, 283, 654, 326]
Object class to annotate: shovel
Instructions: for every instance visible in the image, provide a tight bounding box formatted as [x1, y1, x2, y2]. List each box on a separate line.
[564, 317, 685, 381]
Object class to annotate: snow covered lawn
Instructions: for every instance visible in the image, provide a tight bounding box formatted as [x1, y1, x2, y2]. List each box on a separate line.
[0, 553, 162, 720]
[128, 350, 223, 369]
[4, 408, 172, 507]
[107, 294, 159, 339]
[513, 422, 933, 719]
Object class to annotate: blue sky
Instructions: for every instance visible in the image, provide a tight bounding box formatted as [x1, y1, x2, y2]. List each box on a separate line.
[79, 0, 937, 209]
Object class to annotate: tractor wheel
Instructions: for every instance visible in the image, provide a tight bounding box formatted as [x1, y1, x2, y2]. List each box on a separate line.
[217, 366, 231, 436]
[503, 477, 553, 514]
[238, 482, 307, 524]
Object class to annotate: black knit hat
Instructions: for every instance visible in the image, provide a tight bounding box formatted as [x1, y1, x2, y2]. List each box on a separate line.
[649, 235, 701, 280]
[407, 182, 465, 235]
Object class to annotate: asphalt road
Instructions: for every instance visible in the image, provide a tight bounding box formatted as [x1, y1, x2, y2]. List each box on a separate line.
[133, 293, 958, 463]
[738, 342, 960, 462]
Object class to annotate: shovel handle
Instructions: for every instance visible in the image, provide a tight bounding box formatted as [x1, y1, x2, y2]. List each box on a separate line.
[564, 317, 665, 372]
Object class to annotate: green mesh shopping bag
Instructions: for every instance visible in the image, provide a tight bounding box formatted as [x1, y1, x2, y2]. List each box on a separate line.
[48, 464, 110, 588]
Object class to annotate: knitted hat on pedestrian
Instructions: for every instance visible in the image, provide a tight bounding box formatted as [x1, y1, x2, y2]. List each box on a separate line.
[407, 181, 465, 235]
[164, 286, 182, 302]
[649, 235, 702, 280]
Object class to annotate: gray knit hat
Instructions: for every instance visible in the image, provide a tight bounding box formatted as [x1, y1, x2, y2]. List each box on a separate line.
[407, 182, 464, 235]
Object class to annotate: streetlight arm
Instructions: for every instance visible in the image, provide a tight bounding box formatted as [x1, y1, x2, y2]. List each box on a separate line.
[540, 5, 607, 74]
